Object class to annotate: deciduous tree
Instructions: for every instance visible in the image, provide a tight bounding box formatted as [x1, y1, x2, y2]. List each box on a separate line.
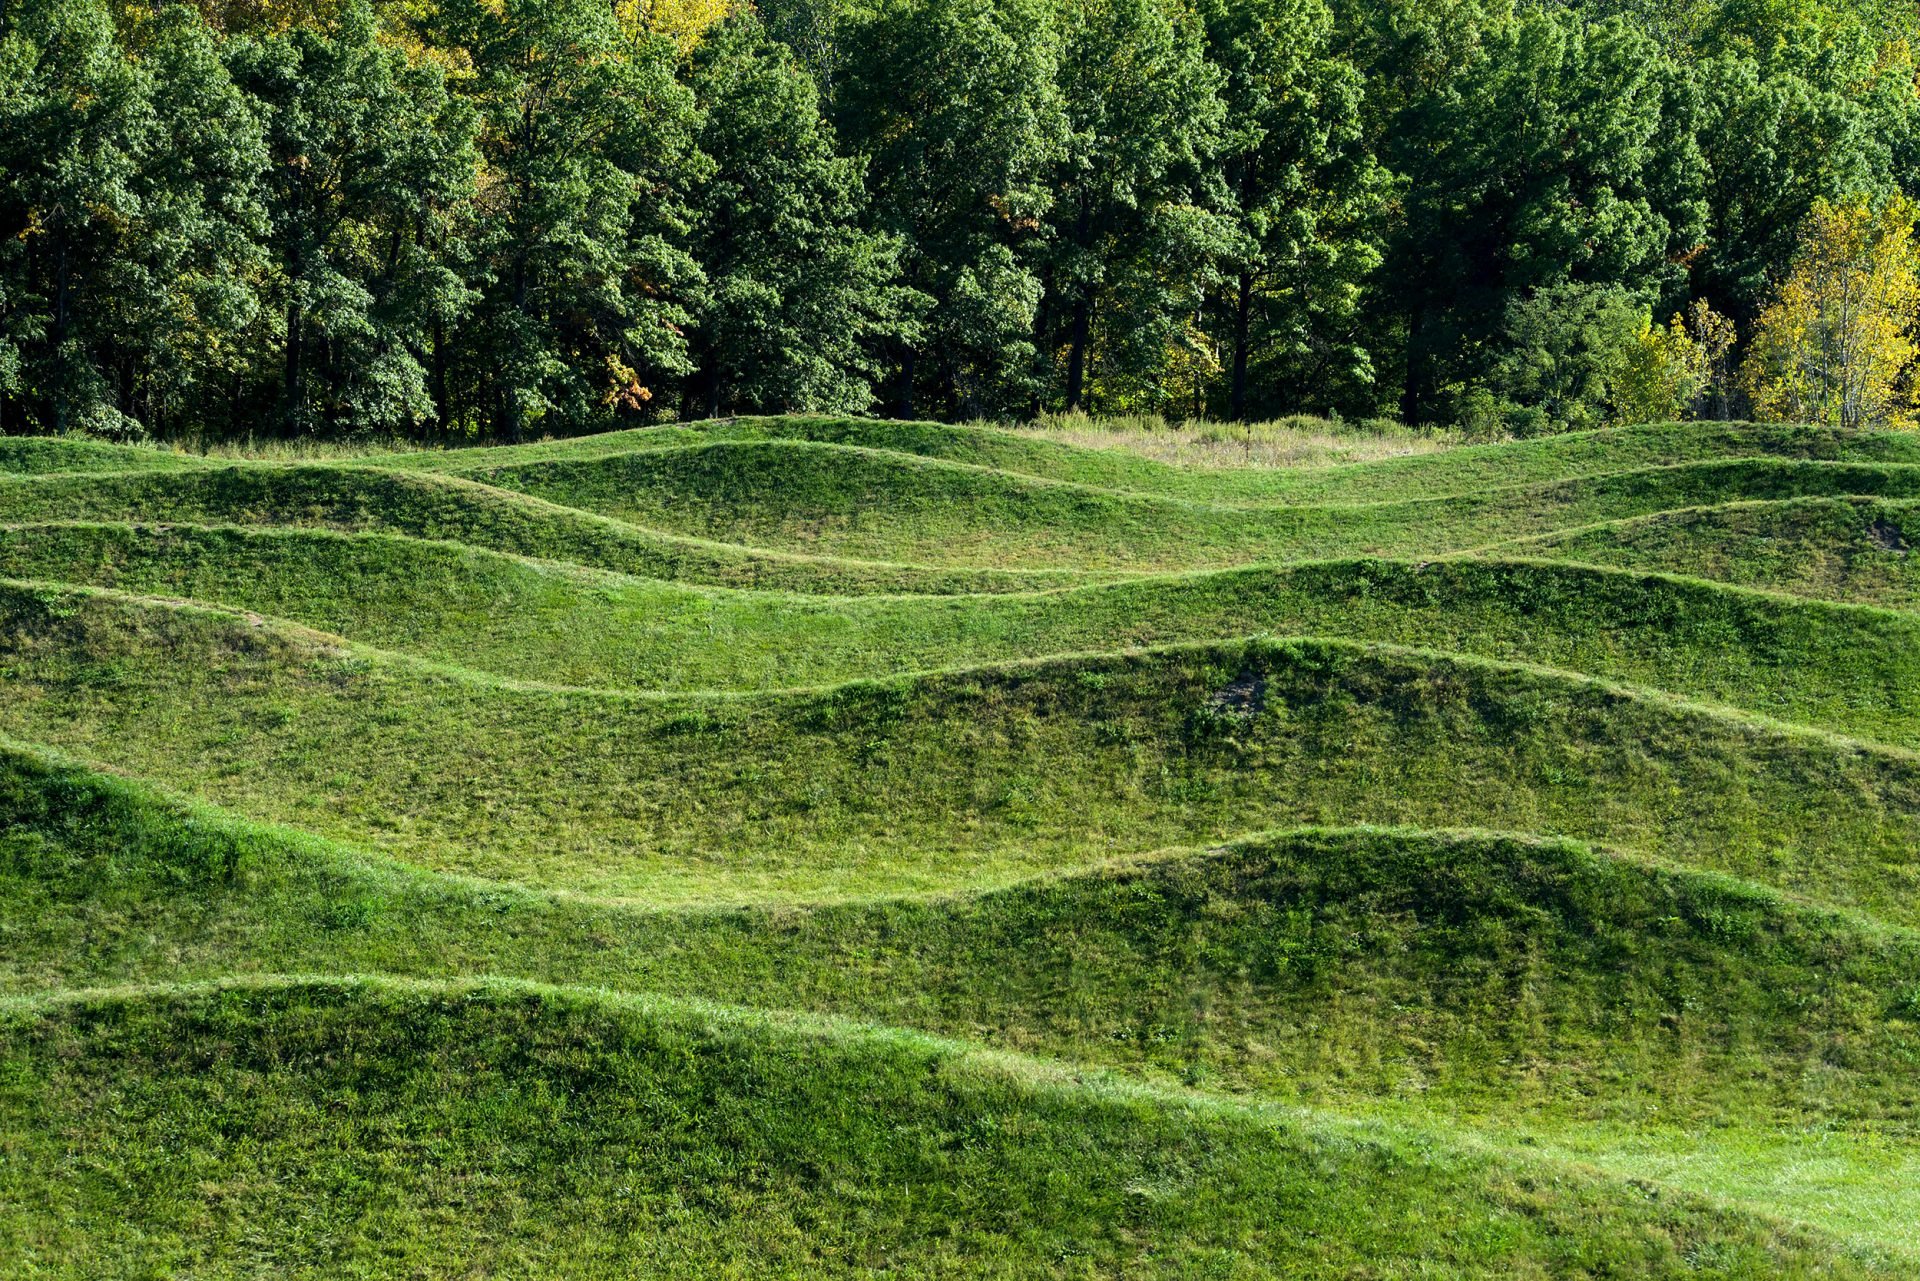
[1377, 8, 1706, 427]
[1199, 0, 1383, 421]
[831, 0, 1065, 418]
[227, 0, 476, 435]
[1744, 193, 1919, 429]
[683, 16, 918, 416]
[433, 0, 703, 439]
[1041, 0, 1232, 413]
[0, 0, 267, 437]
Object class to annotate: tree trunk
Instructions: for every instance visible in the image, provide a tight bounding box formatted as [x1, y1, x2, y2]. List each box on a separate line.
[431, 321, 451, 437]
[50, 231, 70, 434]
[283, 300, 304, 437]
[1400, 307, 1427, 428]
[1062, 197, 1096, 414]
[504, 255, 531, 443]
[895, 348, 916, 418]
[1064, 290, 1091, 412]
[1229, 270, 1253, 422]
[1228, 152, 1262, 424]
[1029, 263, 1057, 419]
[500, 386, 522, 444]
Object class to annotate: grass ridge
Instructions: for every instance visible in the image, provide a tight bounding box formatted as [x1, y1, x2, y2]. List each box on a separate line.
[9, 416, 1920, 1272]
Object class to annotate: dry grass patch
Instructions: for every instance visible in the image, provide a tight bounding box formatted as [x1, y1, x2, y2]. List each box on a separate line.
[1007, 411, 1469, 469]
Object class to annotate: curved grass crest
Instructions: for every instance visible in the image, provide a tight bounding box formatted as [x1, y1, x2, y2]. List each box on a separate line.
[7, 416, 1920, 1273]
[7, 525, 1920, 751]
[396, 415, 1920, 504]
[8, 974, 1906, 1278]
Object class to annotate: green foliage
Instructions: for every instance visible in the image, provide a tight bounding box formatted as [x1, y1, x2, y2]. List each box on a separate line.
[1041, 0, 1232, 413]
[1691, 51, 1907, 327]
[1466, 284, 1657, 435]
[684, 18, 917, 416]
[226, 0, 477, 436]
[1200, 0, 1384, 421]
[4, 0, 1920, 436]
[830, 0, 1067, 417]
[1379, 8, 1708, 426]
[429, 0, 703, 440]
[0, 0, 267, 437]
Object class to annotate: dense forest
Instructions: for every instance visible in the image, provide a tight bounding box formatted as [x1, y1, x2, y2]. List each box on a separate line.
[1, 0, 1916, 440]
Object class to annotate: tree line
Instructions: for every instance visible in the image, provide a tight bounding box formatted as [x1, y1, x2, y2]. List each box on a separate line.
[1, 0, 1916, 441]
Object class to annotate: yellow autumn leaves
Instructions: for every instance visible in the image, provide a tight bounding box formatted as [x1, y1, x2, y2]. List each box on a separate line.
[172, 0, 736, 53]
[613, 0, 736, 54]
[1744, 194, 1920, 430]
[1614, 299, 1737, 425]
[1618, 197, 1917, 429]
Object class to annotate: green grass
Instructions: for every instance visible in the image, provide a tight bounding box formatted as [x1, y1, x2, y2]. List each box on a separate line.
[14, 424, 1920, 582]
[396, 415, 1920, 505]
[430, 439, 1920, 569]
[9, 976, 1903, 1279]
[9, 415, 1920, 1273]
[0, 465, 1098, 594]
[7, 585, 1920, 915]
[7, 744, 1917, 1132]
[16, 434, 1920, 581]
[1520, 497, 1920, 608]
[6, 525, 1920, 755]
[0, 437, 203, 476]
[5, 738, 1917, 1262]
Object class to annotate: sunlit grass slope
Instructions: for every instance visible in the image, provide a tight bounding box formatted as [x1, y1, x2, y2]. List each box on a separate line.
[422, 439, 1920, 568]
[6, 416, 1920, 1274]
[0, 437, 202, 476]
[6, 744, 1916, 1134]
[395, 415, 1920, 505]
[0, 466, 1095, 595]
[8, 589, 1920, 910]
[6, 739, 1918, 1262]
[12, 441, 1920, 580]
[9, 977, 1901, 1279]
[1521, 496, 1920, 608]
[6, 525, 1920, 750]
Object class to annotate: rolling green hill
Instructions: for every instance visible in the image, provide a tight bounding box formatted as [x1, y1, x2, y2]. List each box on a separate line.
[4, 418, 1920, 1276]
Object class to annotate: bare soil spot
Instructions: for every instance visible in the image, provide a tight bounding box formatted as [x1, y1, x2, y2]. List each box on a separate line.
[1867, 517, 1910, 553]
[1210, 672, 1267, 719]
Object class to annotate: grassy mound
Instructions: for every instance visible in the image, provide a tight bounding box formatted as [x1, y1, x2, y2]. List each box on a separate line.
[0, 437, 199, 477]
[450, 439, 1920, 568]
[410, 416, 1920, 505]
[0, 976, 1901, 1279]
[6, 744, 1916, 1132]
[1524, 497, 1920, 610]
[14, 416, 1920, 1269]
[5, 585, 1920, 912]
[8, 739, 1919, 1254]
[4, 527, 1920, 750]
[12, 442, 1920, 580]
[0, 466, 1094, 594]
